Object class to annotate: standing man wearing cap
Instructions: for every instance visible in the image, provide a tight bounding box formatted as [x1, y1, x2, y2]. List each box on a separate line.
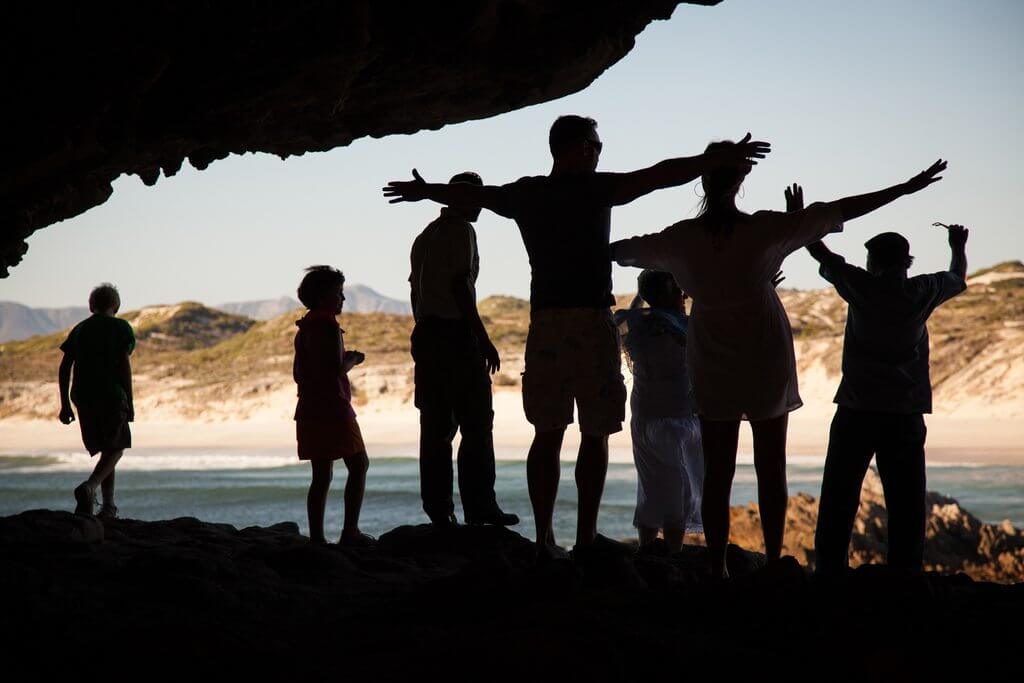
[409, 171, 519, 528]
[803, 214, 969, 574]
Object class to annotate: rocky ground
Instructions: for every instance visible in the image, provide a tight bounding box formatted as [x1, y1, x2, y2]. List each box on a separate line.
[2, 508, 1021, 680]
[729, 468, 1024, 583]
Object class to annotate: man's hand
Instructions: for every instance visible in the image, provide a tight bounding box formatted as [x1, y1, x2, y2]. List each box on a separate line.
[344, 350, 366, 369]
[771, 270, 786, 288]
[706, 133, 772, 171]
[938, 223, 969, 248]
[59, 404, 75, 425]
[481, 338, 500, 375]
[383, 169, 428, 204]
[904, 159, 947, 194]
[784, 183, 804, 212]
[127, 404, 135, 422]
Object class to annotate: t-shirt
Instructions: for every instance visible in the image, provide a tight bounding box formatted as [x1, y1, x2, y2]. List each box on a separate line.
[491, 173, 617, 311]
[818, 253, 967, 414]
[409, 208, 479, 321]
[293, 310, 356, 421]
[59, 313, 136, 406]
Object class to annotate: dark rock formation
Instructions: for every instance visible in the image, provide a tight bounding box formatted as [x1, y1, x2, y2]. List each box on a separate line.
[1, 510, 1021, 679]
[1, 1, 718, 276]
[729, 468, 1024, 583]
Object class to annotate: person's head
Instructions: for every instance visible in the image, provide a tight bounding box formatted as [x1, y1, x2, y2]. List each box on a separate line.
[548, 115, 601, 173]
[698, 140, 750, 217]
[448, 171, 484, 222]
[637, 269, 685, 311]
[88, 283, 120, 315]
[297, 265, 346, 314]
[865, 232, 913, 275]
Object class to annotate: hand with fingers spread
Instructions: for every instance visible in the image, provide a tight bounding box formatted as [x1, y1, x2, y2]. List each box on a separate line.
[383, 169, 428, 204]
[707, 132, 771, 170]
[904, 159, 947, 194]
[481, 338, 501, 375]
[784, 183, 804, 212]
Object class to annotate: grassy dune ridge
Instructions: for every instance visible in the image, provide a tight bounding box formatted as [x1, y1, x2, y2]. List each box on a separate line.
[1, 261, 1021, 420]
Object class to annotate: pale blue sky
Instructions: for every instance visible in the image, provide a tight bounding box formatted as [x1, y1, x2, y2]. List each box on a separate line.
[4, 0, 1022, 309]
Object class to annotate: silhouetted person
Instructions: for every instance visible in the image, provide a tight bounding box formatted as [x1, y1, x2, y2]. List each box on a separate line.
[293, 266, 374, 546]
[612, 151, 948, 579]
[58, 283, 134, 519]
[385, 116, 767, 558]
[806, 214, 969, 574]
[614, 270, 703, 553]
[409, 171, 519, 528]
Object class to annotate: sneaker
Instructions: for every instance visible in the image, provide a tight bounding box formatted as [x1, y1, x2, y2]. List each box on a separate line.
[339, 531, 377, 548]
[465, 509, 520, 527]
[429, 513, 460, 530]
[535, 542, 570, 564]
[73, 483, 95, 516]
[96, 504, 119, 521]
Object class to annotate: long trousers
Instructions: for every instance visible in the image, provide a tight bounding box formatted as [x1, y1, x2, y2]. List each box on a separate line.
[411, 318, 498, 522]
[814, 406, 927, 574]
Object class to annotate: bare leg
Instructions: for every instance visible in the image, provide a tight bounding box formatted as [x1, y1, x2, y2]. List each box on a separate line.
[663, 527, 686, 553]
[341, 451, 369, 538]
[100, 469, 116, 506]
[575, 433, 609, 546]
[700, 418, 740, 579]
[86, 449, 123, 492]
[307, 460, 333, 544]
[527, 428, 565, 548]
[751, 413, 789, 562]
[638, 526, 660, 547]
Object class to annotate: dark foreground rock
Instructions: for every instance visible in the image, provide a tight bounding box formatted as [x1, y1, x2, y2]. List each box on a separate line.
[729, 468, 1024, 583]
[1, 510, 1021, 681]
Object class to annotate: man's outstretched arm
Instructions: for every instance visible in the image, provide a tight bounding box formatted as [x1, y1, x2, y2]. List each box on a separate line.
[609, 133, 771, 206]
[383, 169, 506, 214]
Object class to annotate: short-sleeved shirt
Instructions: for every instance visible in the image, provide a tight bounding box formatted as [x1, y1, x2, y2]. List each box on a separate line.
[611, 202, 844, 420]
[409, 208, 479, 321]
[293, 310, 356, 421]
[818, 253, 967, 414]
[491, 173, 617, 311]
[59, 313, 136, 406]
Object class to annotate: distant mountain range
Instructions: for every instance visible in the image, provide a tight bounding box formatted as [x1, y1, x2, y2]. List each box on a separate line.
[0, 284, 410, 342]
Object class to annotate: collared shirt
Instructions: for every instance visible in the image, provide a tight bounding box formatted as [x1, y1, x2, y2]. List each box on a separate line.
[491, 173, 617, 311]
[409, 208, 478, 321]
[818, 253, 966, 414]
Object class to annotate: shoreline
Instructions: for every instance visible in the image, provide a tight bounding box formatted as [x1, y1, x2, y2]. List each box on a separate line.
[3, 393, 1022, 465]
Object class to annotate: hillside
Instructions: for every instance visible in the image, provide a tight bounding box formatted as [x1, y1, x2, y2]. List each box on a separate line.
[1, 262, 1022, 421]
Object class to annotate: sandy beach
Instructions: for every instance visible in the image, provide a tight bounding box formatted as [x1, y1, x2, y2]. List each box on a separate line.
[3, 389, 1021, 464]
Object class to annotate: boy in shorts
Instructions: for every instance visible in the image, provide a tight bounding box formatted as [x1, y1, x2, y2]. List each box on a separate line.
[293, 266, 374, 546]
[58, 283, 135, 519]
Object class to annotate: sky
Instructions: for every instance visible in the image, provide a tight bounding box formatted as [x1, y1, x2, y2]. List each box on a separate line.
[3, 0, 1023, 310]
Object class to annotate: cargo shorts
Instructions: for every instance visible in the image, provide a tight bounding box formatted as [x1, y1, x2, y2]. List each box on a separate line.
[522, 308, 626, 436]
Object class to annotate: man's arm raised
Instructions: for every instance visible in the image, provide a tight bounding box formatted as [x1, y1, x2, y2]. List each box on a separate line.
[608, 133, 771, 206]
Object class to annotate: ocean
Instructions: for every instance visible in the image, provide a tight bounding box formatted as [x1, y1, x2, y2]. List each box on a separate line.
[2, 447, 1023, 541]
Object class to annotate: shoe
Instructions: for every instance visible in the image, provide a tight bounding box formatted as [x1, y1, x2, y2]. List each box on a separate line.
[465, 509, 520, 527]
[429, 513, 459, 530]
[339, 531, 377, 548]
[570, 534, 633, 562]
[535, 542, 570, 564]
[73, 483, 95, 516]
[96, 503, 119, 521]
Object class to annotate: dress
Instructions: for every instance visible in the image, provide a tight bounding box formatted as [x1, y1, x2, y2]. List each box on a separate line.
[612, 202, 844, 421]
[615, 307, 703, 531]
